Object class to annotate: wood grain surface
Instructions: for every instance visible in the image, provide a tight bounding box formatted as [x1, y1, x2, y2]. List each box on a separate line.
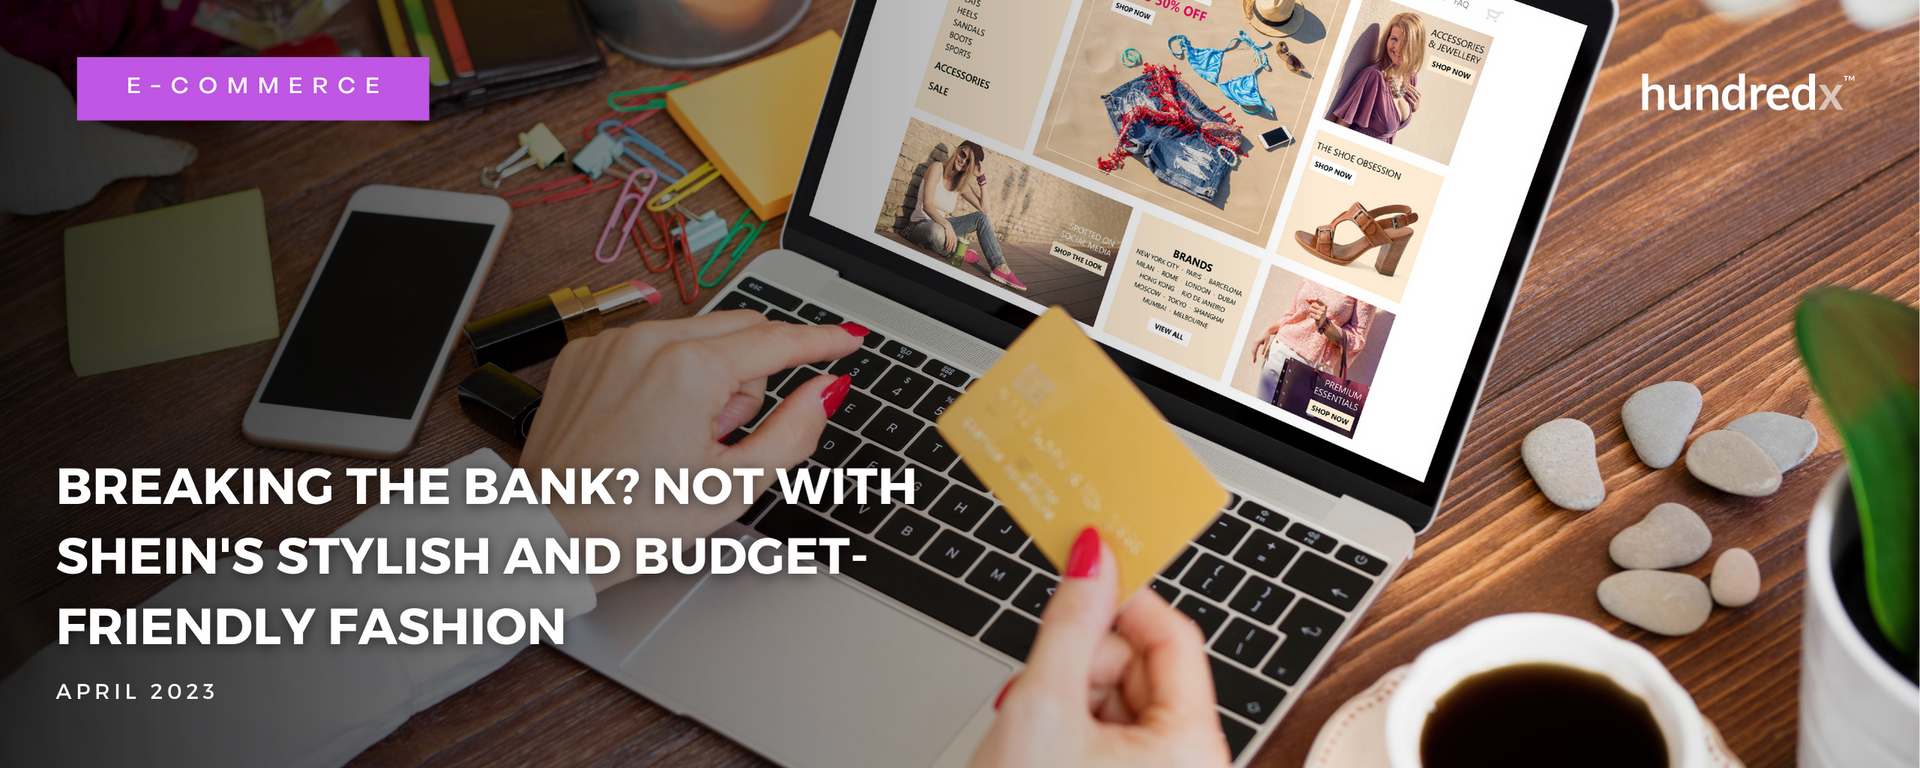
[0, 0, 1914, 765]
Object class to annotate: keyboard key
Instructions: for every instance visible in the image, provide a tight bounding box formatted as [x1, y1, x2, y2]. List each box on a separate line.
[766, 367, 799, 393]
[1334, 544, 1388, 576]
[755, 505, 995, 635]
[904, 429, 958, 472]
[1238, 502, 1288, 531]
[1226, 492, 1242, 509]
[828, 350, 893, 390]
[922, 358, 971, 386]
[1163, 546, 1199, 578]
[861, 331, 885, 350]
[796, 303, 842, 325]
[1174, 595, 1229, 639]
[1179, 554, 1246, 602]
[859, 406, 922, 451]
[1220, 714, 1256, 760]
[829, 390, 882, 430]
[1149, 579, 1180, 604]
[913, 384, 960, 421]
[830, 500, 893, 534]
[948, 458, 987, 491]
[1264, 600, 1344, 685]
[738, 276, 802, 311]
[1018, 541, 1058, 574]
[980, 610, 1039, 662]
[739, 490, 781, 525]
[879, 340, 927, 367]
[966, 552, 1031, 599]
[921, 530, 986, 577]
[1232, 530, 1300, 578]
[976, 508, 1029, 552]
[1213, 619, 1279, 668]
[1210, 656, 1286, 724]
[746, 396, 779, 429]
[1012, 575, 1057, 617]
[1282, 552, 1372, 611]
[1284, 521, 1338, 554]
[1229, 576, 1293, 625]
[1197, 514, 1252, 554]
[875, 509, 939, 555]
[766, 310, 804, 325]
[811, 425, 859, 466]
[778, 367, 826, 397]
[873, 366, 936, 408]
[928, 486, 993, 531]
[902, 465, 948, 510]
[846, 443, 907, 475]
[714, 291, 768, 314]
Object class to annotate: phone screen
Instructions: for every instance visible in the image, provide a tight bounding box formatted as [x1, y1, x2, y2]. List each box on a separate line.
[1261, 126, 1293, 149]
[259, 211, 494, 419]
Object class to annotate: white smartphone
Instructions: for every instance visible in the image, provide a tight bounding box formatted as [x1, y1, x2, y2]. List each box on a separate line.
[243, 185, 511, 458]
[1260, 125, 1295, 150]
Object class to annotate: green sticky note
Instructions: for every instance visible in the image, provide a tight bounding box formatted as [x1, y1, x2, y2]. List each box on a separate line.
[64, 189, 280, 377]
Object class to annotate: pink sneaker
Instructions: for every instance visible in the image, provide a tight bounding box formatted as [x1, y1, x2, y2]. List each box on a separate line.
[991, 267, 1028, 291]
[963, 250, 981, 265]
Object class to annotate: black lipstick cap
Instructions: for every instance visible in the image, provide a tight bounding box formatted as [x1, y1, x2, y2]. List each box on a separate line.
[456, 363, 543, 448]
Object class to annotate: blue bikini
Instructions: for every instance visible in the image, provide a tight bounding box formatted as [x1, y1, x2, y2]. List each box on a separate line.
[1168, 31, 1274, 114]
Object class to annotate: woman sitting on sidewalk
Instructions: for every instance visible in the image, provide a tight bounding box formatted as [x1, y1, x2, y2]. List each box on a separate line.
[904, 141, 1028, 291]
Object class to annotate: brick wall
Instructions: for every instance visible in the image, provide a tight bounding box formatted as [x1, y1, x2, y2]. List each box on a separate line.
[879, 120, 1132, 257]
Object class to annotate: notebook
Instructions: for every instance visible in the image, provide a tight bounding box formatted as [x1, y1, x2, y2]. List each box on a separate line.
[666, 31, 840, 220]
[389, 0, 608, 118]
[64, 189, 280, 377]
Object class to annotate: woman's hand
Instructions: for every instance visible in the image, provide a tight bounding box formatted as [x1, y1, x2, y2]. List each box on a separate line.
[970, 528, 1230, 768]
[1403, 83, 1421, 113]
[1306, 299, 1328, 327]
[943, 222, 959, 252]
[521, 311, 866, 592]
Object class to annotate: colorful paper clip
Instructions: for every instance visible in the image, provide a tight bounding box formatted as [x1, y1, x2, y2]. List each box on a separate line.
[593, 168, 660, 264]
[597, 119, 687, 183]
[646, 161, 723, 212]
[499, 173, 616, 208]
[582, 75, 690, 140]
[606, 79, 691, 112]
[481, 122, 568, 188]
[639, 209, 700, 303]
[697, 211, 767, 287]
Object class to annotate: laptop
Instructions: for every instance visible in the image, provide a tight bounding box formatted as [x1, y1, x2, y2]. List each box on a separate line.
[562, 0, 1614, 763]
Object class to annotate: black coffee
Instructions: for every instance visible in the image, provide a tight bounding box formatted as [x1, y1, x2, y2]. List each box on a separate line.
[1420, 663, 1669, 768]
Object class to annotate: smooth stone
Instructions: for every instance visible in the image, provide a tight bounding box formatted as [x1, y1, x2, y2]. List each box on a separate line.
[1522, 419, 1606, 510]
[1598, 570, 1713, 636]
[1609, 502, 1712, 569]
[1621, 381, 1702, 468]
[1727, 411, 1818, 472]
[1686, 430, 1783, 496]
[1711, 548, 1761, 607]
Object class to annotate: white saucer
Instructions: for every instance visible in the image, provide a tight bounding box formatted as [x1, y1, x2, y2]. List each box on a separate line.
[1304, 665, 1747, 768]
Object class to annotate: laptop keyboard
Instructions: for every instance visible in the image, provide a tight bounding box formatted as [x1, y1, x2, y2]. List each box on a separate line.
[717, 276, 1386, 761]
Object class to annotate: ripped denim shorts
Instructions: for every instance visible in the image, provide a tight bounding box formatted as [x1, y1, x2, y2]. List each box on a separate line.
[1102, 73, 1234, 202]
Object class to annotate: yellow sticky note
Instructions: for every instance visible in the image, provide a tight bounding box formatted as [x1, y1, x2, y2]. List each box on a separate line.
[666, 31, 839, 220]
[937, 307, 1226, 601]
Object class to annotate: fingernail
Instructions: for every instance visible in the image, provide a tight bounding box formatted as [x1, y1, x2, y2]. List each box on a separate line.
[1066, 526, 1101, 579]
[820, 374, 852, 416]
[993, 674, 1019, 710]
[837, 322, 870, 338]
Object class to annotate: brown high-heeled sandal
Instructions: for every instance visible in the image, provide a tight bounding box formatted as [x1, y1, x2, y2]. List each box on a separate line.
[1293, 203, 1419, 276]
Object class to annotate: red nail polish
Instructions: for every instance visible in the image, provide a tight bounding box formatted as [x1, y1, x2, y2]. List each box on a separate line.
[993, 675, 1018, 710]
[820, 374, 852, 416]
[837, 322, 870, 338]
[1066, 527, 1101, 579]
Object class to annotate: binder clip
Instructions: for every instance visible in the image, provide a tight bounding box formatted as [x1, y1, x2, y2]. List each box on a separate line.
[671, 209, 732, 254]
[575, 120, 686, 183]
[593, 168, 660, 264]
[480, 123, 567, 188]
[646, 161, 723, 212]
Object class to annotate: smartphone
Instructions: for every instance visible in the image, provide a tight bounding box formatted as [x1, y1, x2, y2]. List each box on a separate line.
[243, 185, 510, 458]
[1260, 125, 1295, 150]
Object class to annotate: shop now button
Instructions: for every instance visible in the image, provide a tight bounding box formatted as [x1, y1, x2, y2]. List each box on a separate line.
[1148, 317, 1191, 346]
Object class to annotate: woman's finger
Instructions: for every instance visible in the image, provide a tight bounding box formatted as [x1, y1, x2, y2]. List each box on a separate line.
[1017, 529, 1119, 703]
[724, 373, 846, 475]
[694, 320, 867, 383]
[1114, 589, 1217, 723]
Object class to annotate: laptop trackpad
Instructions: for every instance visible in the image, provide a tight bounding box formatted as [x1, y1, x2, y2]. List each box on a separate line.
[623, 573, 1011, 768]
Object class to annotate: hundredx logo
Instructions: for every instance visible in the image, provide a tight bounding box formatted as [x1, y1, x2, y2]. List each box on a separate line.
[1640, 73, 1846, 110]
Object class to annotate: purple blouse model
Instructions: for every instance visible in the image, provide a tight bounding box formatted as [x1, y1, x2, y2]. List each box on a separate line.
[1329, 12, 1428, 145]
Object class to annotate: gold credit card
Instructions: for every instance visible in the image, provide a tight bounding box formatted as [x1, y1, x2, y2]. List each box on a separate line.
[936, 307, 1227, 601]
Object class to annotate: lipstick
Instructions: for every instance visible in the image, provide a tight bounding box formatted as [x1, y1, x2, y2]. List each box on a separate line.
[464, 279, 661, 370]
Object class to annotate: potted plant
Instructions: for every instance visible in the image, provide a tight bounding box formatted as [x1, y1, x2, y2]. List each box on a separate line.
[1795, 287, 1918, 767]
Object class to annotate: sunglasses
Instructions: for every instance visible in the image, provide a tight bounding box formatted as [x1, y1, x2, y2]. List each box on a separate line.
[1275, 40, 1306, 75]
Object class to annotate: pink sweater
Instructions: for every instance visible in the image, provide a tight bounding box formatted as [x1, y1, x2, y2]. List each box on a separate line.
[1272, 281, 1374, 374]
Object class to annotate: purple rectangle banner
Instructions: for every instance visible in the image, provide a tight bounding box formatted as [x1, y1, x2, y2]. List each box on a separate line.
[77, 57, 429, 121]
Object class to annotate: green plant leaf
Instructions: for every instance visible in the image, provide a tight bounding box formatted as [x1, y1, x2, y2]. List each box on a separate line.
[1796, 287, 1919, 658]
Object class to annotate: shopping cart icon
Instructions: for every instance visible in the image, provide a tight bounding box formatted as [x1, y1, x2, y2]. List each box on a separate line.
[1487, 8, 1504, 20]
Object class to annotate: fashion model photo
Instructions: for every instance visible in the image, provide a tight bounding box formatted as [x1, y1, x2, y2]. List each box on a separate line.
[1325, 0, 1493, 164]
[1231, 268, 1396, 437]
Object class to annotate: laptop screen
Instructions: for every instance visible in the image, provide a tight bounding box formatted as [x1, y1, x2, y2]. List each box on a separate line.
[806, 0, 1591, 486]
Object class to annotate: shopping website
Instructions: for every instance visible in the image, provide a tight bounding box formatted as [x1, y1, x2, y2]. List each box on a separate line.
[811, 0, 1588, 480]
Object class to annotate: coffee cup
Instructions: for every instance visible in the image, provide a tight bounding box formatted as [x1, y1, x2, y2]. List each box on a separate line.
[1383, 613, 1710, 768]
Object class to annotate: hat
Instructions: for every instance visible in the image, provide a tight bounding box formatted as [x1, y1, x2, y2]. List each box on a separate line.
[1244, 0, 1309, 36]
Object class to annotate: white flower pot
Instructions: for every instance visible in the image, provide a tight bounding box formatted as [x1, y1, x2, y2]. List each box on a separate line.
[1799, 469, 1919, 767]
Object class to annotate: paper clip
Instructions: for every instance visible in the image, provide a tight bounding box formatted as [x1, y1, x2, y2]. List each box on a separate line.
[481, 123, 568, 188]
[498, 172, 622, 208]
[697, 211, 766, 287]
[597, 119, 687, 183]
[582, 76, 690, 140]
[593, 168, 660, 264]
[638, 209, 700, 303]
[646, 161, 723, 212]
[606, 79, 691, 112]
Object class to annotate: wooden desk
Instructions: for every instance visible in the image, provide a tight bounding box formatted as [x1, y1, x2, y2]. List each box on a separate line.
[0, 0, 1912, 764]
